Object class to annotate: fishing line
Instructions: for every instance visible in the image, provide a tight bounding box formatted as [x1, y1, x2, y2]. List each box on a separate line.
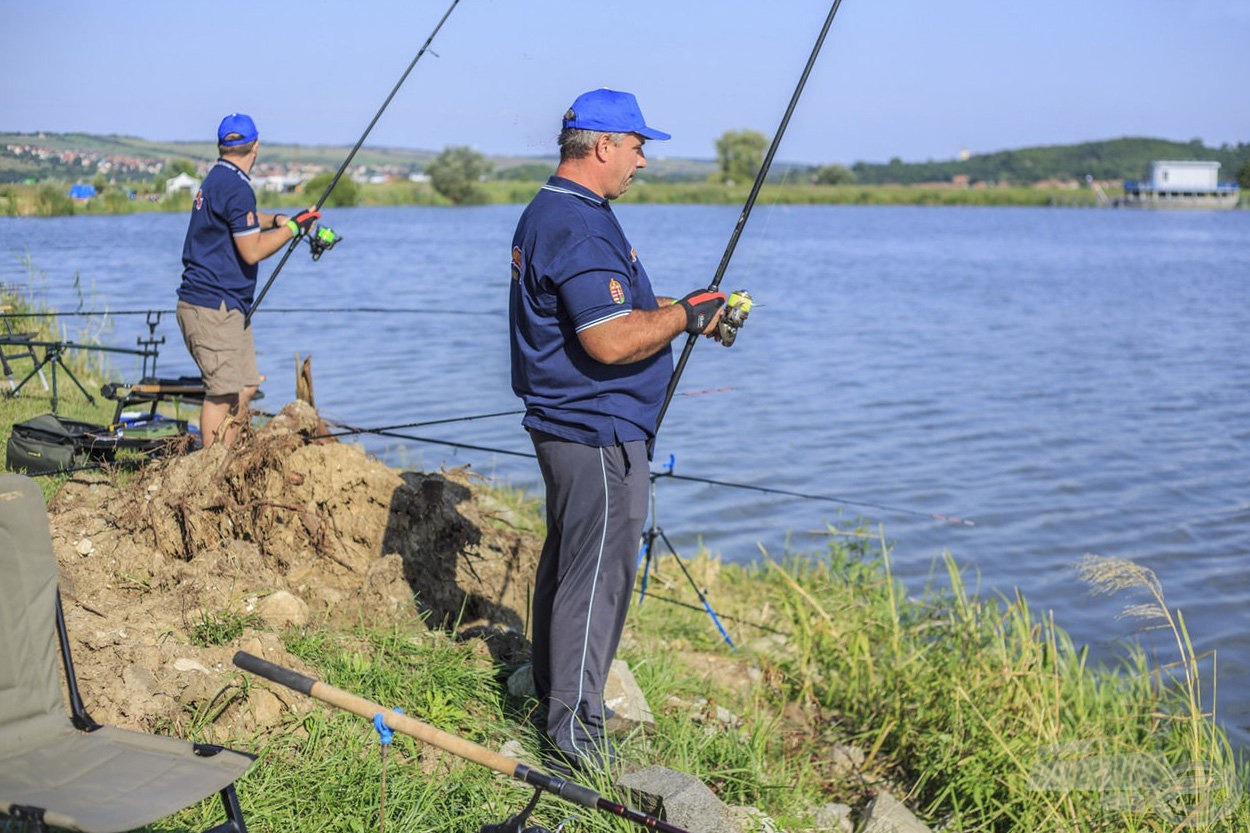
[664, 471, 975, 527]
[319, 389, 734, 444]
[324, 429, 972, 525]
[651, 0, 845, 454]
[638, 590, 790, 636]
[246, 0, 462, 324]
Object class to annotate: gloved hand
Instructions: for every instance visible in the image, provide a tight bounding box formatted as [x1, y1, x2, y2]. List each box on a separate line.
[286, 208, 321, 237]
[677, 288, 726, 334]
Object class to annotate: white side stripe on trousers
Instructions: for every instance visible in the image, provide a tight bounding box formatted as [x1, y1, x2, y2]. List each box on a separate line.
[572, 446, 610, 757]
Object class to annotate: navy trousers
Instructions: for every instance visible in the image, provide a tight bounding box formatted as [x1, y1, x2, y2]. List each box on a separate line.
[529, 429, 650, 767]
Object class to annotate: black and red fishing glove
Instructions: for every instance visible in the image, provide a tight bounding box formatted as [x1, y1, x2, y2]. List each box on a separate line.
[286, 208, 321, 237]
[678, 288, 726, 334]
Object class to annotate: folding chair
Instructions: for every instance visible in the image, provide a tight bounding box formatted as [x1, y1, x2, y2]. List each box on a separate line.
[0, 475, 254, 833]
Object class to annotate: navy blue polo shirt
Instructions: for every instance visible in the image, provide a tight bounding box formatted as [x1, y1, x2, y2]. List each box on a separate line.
[177, 158, 262, 312]
[510, 176, 673, 447]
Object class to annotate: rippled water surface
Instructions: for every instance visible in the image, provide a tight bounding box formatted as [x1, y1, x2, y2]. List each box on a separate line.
[3, 203, 1248, 741]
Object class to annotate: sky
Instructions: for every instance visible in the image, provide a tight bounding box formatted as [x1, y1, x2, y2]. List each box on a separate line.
[3, 0, 1248, 165]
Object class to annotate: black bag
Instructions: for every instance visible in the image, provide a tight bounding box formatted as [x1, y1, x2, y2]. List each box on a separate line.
[5, 414, 113, 474]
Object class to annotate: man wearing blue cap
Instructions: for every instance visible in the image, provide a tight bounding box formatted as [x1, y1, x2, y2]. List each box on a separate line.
[176, 113, 321, 448]
[509, 89, 727, 773]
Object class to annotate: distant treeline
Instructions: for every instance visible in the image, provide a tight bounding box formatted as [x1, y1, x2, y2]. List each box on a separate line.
[847, 137, 1250, 185]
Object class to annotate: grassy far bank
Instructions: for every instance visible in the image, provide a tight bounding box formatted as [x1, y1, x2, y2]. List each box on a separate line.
[4, 290, 1249, 831]
[0, 178, 1130, 217]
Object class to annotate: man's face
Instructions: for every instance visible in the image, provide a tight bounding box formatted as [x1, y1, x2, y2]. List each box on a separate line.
[602, 133, 647, 200]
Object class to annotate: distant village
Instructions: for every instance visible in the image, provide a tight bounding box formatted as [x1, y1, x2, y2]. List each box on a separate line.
[1, 141, 427, 200]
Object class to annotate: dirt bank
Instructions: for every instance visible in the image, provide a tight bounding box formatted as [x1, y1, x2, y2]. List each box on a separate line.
[48, 401, 540, 740]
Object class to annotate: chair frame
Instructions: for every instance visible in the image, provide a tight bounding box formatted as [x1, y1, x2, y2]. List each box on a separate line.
[0, 593, 250, 833]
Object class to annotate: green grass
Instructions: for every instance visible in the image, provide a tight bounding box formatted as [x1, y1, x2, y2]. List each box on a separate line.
[188, 610, 264, 648]
[142, 531, 1250, 833]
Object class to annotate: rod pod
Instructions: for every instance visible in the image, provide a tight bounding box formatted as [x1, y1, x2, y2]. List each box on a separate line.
[232, 652, 693, 833]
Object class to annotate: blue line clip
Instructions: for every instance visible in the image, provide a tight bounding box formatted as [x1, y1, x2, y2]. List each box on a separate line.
[373, 708, 403, 746]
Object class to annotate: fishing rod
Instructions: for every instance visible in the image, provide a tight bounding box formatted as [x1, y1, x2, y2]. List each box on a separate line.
[665, 470, 975, 527]
[315, 389, 732, 442]
[232, 652, 693, 833]
[333, 427, 972, 525]
[245, 0, 462, 325]
[650, 0, 844, 456]
[314, 409, 525, 440]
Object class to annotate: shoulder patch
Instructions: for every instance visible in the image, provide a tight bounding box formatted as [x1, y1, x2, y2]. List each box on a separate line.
[246, 210, 255, 227]
[609, 278, 625, 304]
[194, 189, 203, 210]
[511, 246, 523, 281]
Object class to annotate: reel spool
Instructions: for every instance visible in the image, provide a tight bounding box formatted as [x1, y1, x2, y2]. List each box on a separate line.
[717, 289, 752, 347]
[307, 223, 342, 261]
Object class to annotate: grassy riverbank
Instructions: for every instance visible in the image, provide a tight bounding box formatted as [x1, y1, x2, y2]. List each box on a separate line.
[151, 537, 1250, 832]
[3, 290, 1248, 831]
[1, 179, 1119, 217]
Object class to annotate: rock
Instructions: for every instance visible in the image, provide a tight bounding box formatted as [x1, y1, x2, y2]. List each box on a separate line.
[664, 695, 742, 731]
[615, 765, 744, 833]
[172, 657, 213, 675]
[507, 663, 536, 700]
[812, 802, 854, 832]
[499, 740, 528, 760]
[604, 659, 654, 733]
[122, 664, 158, 696]
[257, 590, 310, 628]
[249, 688, 286, 726]
[75, 537, 94, 556]
[860, 791, 931, 833]
[827, 744, 865, 778]
[731, 805, 783, 833]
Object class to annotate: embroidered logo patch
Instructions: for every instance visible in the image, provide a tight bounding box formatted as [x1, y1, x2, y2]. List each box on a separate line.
[629, 248, 638, 263]
[511, 246, 523, 281]
[246, 211, 255, 227]
[609, 278, 625, 304]
[194, 189, 203, 210]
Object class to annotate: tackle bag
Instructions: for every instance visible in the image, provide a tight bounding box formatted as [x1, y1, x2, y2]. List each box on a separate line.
[5, 413, 113, 474]
[89, 414, 195, 456]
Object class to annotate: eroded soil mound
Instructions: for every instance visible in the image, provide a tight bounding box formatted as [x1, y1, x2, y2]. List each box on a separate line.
[48, 401, 539, 739]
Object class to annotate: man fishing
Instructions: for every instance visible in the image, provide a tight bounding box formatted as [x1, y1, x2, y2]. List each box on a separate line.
[509, 88, 726, 773]
[175, 113, 322, 448]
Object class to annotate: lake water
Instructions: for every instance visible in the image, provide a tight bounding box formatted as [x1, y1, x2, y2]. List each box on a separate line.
[3, 203, 1248, 743]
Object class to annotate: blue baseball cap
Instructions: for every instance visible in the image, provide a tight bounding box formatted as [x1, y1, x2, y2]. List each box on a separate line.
[562, 89, 671, 141]
[217, 113, 258, 146]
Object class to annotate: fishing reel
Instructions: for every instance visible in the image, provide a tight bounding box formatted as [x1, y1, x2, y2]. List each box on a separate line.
[717, 289, 752, 347]
[306, 223, 342, 261]
[479, 787, 570, 833]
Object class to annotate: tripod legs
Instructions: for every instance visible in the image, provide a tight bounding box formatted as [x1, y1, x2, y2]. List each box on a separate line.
[10, 343, 96, 412]
[636, 522, 736, 650]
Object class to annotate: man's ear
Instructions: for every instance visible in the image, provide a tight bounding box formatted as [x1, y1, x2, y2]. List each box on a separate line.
[594, 133, 613, 161]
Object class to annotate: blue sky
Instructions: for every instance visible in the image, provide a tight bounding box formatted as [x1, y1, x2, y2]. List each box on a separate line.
[3, 0, 1247, 165]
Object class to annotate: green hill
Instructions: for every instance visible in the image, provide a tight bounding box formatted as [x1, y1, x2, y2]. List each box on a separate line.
[3, 131, 1247, 187]
[848, 136, 1250, 185]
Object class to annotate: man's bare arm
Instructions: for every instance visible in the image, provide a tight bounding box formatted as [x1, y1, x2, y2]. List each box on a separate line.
[232, 227, 297, 265]
[578, 302, 723, 365]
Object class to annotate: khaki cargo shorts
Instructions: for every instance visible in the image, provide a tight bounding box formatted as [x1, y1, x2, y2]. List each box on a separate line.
[176, 300, 260, 397]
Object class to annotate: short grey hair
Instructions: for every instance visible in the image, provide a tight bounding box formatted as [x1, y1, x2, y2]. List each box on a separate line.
[558, 126, 627, 162]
